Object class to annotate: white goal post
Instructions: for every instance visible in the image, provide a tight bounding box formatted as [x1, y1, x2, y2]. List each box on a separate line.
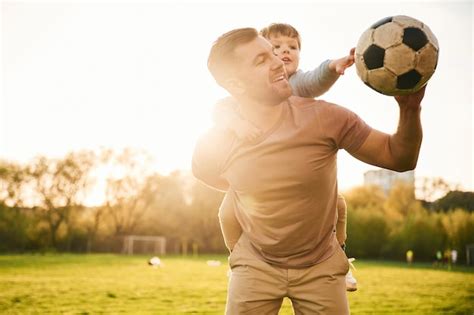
[122, 235, 166, 255]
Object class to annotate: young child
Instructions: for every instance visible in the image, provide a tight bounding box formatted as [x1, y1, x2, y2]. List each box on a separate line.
[214, 23, 357, 291]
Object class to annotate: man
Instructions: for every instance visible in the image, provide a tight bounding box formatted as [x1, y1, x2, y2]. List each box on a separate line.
[193, 28, 425, 314]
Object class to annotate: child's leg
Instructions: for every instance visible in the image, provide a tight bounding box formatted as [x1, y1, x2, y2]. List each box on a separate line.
[336, 194, 357, 291]
[218, 193, 243, 252]
[336, 194, 347, 246]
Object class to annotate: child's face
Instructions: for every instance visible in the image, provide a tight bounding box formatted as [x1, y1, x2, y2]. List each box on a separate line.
[268, 34, 300, 77]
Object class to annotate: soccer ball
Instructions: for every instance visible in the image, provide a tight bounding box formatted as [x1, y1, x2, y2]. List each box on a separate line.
[148, 256, 161, 267]
[355, 15, 439, 96]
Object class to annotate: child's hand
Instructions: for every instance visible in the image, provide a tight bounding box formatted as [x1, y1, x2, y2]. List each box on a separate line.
[232, 119, 262, 142]
[330, 47, 355, 75]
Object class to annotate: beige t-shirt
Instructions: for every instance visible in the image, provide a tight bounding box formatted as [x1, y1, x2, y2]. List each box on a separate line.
[193, 96, 371, 268]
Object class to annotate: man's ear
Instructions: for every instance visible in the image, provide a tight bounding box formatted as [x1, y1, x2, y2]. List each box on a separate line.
[224, 77, 246, 96]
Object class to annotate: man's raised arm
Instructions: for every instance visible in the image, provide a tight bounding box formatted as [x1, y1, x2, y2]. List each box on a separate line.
[192, 130, 230, 192]
[349, 86, 425, 171]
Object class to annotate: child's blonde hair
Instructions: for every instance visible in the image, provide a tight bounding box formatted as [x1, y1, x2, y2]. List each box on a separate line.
[259, 23, 301, 50]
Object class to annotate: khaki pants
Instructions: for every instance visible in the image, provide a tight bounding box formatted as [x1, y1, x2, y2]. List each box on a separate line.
[226, 235, 350, 315]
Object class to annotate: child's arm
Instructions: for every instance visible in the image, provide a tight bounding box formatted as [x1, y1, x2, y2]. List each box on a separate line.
[335, 194, 347, 246]
[329, 47, 355, 75]
[290, 48, 355, 98]
[213, 97, 262, 142]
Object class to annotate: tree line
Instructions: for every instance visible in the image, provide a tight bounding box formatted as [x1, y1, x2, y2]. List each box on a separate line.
[0, 149, 473, 263]
[344, 184, 474, 263]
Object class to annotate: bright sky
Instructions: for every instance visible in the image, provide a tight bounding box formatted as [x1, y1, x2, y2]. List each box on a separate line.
[1, 0, 473, 193]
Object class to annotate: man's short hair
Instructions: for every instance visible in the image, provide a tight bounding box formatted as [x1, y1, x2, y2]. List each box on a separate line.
[259, 23, 301, 50]
[207, 27, 259, 86]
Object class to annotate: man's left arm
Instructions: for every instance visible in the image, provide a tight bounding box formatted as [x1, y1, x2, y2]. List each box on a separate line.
[349, 86, 425, 171]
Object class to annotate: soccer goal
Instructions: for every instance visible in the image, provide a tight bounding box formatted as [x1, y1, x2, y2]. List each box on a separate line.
[122, 235, 166, 255]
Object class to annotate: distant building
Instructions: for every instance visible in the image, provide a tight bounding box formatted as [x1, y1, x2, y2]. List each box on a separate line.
[364, 169, 415, 194]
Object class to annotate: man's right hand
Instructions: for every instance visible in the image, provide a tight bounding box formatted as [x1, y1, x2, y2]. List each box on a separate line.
[395, 85, 427, 110]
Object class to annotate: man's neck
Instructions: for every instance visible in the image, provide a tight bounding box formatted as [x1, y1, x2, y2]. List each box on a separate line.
[237, 98, 287, 133]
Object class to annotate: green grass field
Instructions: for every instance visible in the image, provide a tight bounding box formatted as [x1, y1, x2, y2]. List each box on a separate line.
[0, 254, 473, 314]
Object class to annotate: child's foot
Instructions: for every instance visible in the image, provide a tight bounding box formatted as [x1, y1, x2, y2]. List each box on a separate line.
[346, 258, 357, 292]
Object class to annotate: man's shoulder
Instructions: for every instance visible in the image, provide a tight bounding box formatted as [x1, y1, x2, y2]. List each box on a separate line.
[288, 96, 355, 124]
